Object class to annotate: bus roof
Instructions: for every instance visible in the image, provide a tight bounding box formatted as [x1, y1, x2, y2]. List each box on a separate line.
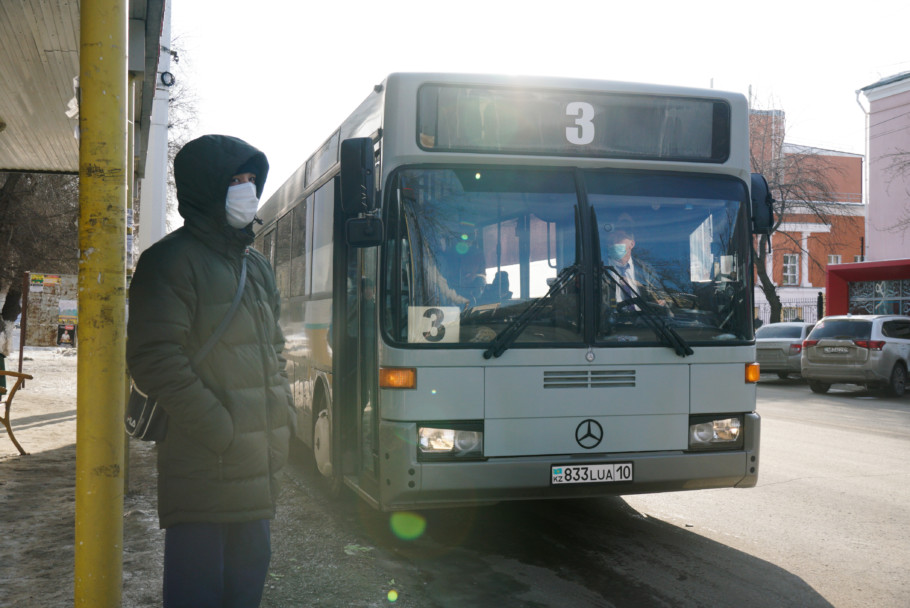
[382, 71, 747, 102]
[259, 72, 749, 226]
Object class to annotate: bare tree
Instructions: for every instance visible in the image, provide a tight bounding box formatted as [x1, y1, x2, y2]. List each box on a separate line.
[164, 39, 198, 231]
[0, 172, 80, 302]
[750, 107, 851, 323]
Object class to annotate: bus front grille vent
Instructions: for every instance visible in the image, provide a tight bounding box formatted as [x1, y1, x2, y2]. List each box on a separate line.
[543, 370, 636, 389]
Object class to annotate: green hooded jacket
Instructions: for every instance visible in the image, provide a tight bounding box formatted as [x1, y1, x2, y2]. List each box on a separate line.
[127, 135, 293, 528]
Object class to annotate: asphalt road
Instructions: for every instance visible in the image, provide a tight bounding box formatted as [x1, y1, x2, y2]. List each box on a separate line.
[277, 378, 910, 608]
[625, 378, 910, 607]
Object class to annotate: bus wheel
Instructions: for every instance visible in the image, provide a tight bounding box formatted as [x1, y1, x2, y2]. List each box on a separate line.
[313, 406, 343, 496]
[887, 363, 907, 397]
[808, 381, 830, 394]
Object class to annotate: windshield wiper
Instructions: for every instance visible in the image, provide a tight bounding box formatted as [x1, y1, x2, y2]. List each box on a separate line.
[483, 263, 580, 359]
[601, 265, 694, 358]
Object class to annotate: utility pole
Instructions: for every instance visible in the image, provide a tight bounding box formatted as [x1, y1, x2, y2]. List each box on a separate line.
[75, 1, 127, 604]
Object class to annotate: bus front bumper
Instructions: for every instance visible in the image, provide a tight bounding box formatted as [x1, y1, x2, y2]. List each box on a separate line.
[377, 412, 760, 510]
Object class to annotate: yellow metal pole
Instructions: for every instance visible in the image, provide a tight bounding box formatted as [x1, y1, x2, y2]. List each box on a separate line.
[124, 74, 135, 493]
[76, 1, 128, 606]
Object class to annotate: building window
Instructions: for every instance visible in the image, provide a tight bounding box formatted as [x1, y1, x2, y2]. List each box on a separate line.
[854, 255, 863, 263]
[827, 254, 841, 265]
[782, 254, 799, 285]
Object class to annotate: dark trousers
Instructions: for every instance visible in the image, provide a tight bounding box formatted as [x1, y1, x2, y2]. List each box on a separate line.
[163, 520, 271, 608]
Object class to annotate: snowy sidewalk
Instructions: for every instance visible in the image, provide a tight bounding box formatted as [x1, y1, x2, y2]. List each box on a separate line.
[0, 343, 163, 607]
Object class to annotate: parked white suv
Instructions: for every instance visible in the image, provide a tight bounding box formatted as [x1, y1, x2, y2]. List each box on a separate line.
[801, 315, 910, 396]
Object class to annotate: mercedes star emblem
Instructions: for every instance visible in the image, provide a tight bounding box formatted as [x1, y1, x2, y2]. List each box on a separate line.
[575, 419, 603, 449]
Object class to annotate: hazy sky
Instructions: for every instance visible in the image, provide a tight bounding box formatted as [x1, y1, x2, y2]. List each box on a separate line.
[170, 0, 909, 201]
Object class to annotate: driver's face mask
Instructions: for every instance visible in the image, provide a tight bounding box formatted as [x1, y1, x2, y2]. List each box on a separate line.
[607, 243, 628, 261]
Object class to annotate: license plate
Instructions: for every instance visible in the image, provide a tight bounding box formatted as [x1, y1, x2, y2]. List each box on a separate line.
[551, 463, 633, 485]
[824, 346, 849, 353]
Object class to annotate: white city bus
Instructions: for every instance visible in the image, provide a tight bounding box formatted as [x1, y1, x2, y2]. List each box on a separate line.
[255, 73, 773, 510]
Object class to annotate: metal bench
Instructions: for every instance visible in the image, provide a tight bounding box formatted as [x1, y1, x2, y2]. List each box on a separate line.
[1, 371, 34, 455]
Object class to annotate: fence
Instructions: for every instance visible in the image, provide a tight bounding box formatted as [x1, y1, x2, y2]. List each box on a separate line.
[755, 296, 824, 326]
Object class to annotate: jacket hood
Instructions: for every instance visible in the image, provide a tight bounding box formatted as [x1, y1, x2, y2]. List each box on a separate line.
[174, 135, 269, 250]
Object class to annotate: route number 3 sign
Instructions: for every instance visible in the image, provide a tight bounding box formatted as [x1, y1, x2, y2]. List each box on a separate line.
[407, 306, 461, 343]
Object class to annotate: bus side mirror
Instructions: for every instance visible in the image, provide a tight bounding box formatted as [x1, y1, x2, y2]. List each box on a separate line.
[340, 137, 376, 215]
[346, 217, 383, 248]
[750, 173, 775, 235]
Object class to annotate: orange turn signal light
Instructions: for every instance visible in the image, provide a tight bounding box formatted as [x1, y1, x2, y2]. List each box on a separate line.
[745, 362, 760, 383]
[379, 367, 417, 389]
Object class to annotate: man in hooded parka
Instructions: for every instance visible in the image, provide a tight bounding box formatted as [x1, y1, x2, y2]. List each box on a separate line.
[127, 134, 294, 607]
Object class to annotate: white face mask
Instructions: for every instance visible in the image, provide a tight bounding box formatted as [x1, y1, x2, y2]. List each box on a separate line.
[225, 182, 259, 228]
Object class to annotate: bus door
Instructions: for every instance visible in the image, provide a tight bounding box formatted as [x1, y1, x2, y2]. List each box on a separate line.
[337, 136, 382, 496]
[340, 244, 380, 488]
[357, 247, 379, 478]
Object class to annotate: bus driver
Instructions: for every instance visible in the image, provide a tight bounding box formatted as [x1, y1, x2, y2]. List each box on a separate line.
[602, 214, 666, 308]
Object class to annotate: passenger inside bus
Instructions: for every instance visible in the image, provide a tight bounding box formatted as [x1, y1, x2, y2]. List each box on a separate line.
[479, 270, 512, 304]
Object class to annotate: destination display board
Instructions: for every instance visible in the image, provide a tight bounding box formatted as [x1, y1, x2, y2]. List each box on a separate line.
[417, 84, 731, 163]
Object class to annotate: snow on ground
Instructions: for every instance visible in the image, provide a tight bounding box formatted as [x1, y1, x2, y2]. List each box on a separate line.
[1, 331, 163, 607]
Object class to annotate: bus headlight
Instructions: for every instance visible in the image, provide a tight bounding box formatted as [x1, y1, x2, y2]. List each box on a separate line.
[418, 424, 484, 460]
[688, 415, 744, 450]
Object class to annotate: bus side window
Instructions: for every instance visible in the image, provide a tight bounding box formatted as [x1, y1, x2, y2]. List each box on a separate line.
[291, 203, 307, 297]
[263, 230, 276, 268]
[275, 213, 292, 297]
[311, 183, 335, 294]
[255, 230, 273, 266]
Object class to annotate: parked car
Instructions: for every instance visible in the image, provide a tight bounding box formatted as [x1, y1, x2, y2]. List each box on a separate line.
[801, 315, 910, 396]
[755, 321, 815, 379]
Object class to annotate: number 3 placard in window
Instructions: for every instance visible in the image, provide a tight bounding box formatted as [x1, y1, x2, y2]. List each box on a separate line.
[408, 306, 462, 343]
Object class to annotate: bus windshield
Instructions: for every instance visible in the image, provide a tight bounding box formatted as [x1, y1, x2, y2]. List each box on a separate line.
[586, 171, 753, 344]
[384, 168, 581, 346]
[382, 167, 752, 348]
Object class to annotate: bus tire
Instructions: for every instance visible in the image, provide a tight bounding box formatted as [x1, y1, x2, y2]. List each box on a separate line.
[312, 402, 343, 497]
[886, 363, 907, 397]
[808, 381, 830, 394]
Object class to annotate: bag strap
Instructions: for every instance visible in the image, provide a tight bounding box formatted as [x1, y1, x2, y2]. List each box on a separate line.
[192, 249, 249, 367]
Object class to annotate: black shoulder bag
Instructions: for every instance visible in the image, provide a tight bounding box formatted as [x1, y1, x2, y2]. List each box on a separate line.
[125, 250, 249, 442]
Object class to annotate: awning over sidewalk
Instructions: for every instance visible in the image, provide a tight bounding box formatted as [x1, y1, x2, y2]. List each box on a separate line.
[0, 0, 165, 176]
